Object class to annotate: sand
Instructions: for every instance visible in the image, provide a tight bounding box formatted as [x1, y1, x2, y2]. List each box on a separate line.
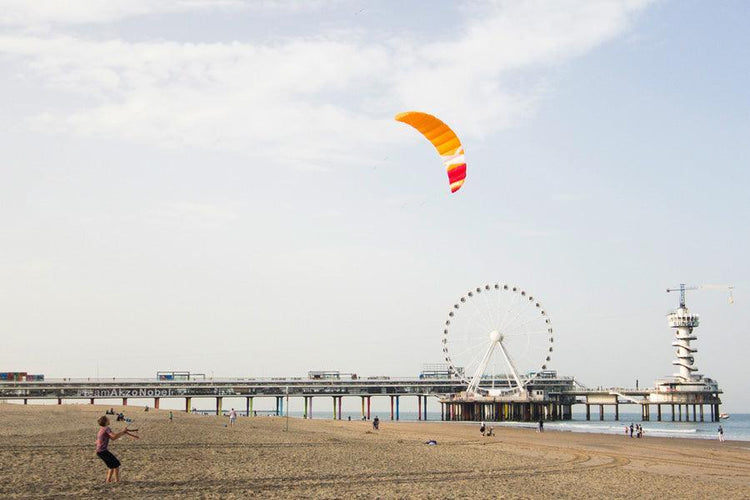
[0, 403, 749, 499]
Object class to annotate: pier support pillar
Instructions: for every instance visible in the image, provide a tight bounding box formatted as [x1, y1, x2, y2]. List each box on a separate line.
[671, 404, 675, 421]
[367, 396, 371, 420]
[692, 404, 697, 422]
[154, 397, 160, 409]
[337, 396, 342, 420]
[585, 404, 590, 421]
[418, 395, 422, 421]
[599, 404, 604, 421]
[700, 404, 704, 422]
[396, 395, 400, 420]
[90, 398, 95, 405]
[423, 396, 428, 421]
[714, 404, 720, 422]
[216, 397, 222, 416]
[332, 397, 336, 419]
[303, 397, 308, 419]
[390, 396, 394, 420]
[185, 397, 192, 413]
[57, 398, 62, 405]
[361, 396, 366, 420]
[122, 398, 127, 406]
[678, 404, 682, 421]
[24, 399, 28, 405]
[657, 404, 662, 422]
[615, 404, 619, 421]
[247, 397, 253, 417]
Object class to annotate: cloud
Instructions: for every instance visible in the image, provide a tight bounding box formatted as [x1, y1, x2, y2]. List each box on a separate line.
[0, 1, 653, 166]
[0, 0, 332, 27]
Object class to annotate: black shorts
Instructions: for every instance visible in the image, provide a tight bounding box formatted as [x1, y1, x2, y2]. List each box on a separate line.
[97, 450, 121, 469]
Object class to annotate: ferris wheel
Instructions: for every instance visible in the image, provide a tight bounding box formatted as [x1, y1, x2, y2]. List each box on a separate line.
[441, 283, 554, 396]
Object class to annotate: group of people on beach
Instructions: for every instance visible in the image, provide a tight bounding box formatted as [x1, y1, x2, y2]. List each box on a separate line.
[104, 407, 127, 421]
[479, 421, 494, 437]
[627, 423, 643, 438]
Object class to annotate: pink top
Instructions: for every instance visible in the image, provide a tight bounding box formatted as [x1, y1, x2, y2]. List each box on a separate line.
[96, 426, 113, 452]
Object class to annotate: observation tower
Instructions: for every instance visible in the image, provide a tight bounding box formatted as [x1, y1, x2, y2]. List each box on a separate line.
[649, 284, 729, 421]
[667, 292, 701, 380]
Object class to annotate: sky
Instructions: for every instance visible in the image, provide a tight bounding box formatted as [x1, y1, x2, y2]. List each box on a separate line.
[1, 1, 748, 411]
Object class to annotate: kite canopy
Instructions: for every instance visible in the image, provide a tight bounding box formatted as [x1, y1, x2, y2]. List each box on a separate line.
[395, 111, 466, 193]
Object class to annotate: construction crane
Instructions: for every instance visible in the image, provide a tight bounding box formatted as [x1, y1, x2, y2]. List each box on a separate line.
[666, 283, 735, 308]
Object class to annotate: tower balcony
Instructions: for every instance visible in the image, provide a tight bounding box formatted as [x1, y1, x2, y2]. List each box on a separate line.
[668, 313, 699, 328]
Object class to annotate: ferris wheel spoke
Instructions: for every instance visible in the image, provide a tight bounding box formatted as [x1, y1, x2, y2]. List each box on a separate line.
[497, 289, 521, 330]
[505, 317, 550, 334]
[462, 344, 491, 376]
[504, 311, 548, 334]
[482, 288, 501, 328]
[466, 294, 495, 332]
[503, 329, 550, 339]
[498, 295, 527, 333]
[449, 338, 493, 359]
[503, 308, 539, 330]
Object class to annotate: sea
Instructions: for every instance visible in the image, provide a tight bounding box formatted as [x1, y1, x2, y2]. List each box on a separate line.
[203, 409, 750, 442]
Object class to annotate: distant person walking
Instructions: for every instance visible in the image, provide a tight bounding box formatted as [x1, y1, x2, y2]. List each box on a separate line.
[629, 423, 634, 438]
[229, 408, 237, 426]
[95, 415, 138, 483]
[169, 411, 173, 423]
[538, 419, 544, 432]
[718, 425, 725, 442]
[373, 416, 380, 431]
[480, 421, 486, 435]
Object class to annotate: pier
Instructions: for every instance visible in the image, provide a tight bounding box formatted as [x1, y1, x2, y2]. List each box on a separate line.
[0, 374, 722, 422]
[0, 376, 465, 420]
[0, 374, 577, 421]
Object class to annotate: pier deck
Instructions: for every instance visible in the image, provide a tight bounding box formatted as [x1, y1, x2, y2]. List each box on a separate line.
[0, 376, 721, 422]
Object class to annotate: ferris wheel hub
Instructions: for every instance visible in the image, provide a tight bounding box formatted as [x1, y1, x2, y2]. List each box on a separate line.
[489, 330, 501, 343]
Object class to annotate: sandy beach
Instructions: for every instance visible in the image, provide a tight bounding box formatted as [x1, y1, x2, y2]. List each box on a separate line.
[1, 404, 749, 499]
